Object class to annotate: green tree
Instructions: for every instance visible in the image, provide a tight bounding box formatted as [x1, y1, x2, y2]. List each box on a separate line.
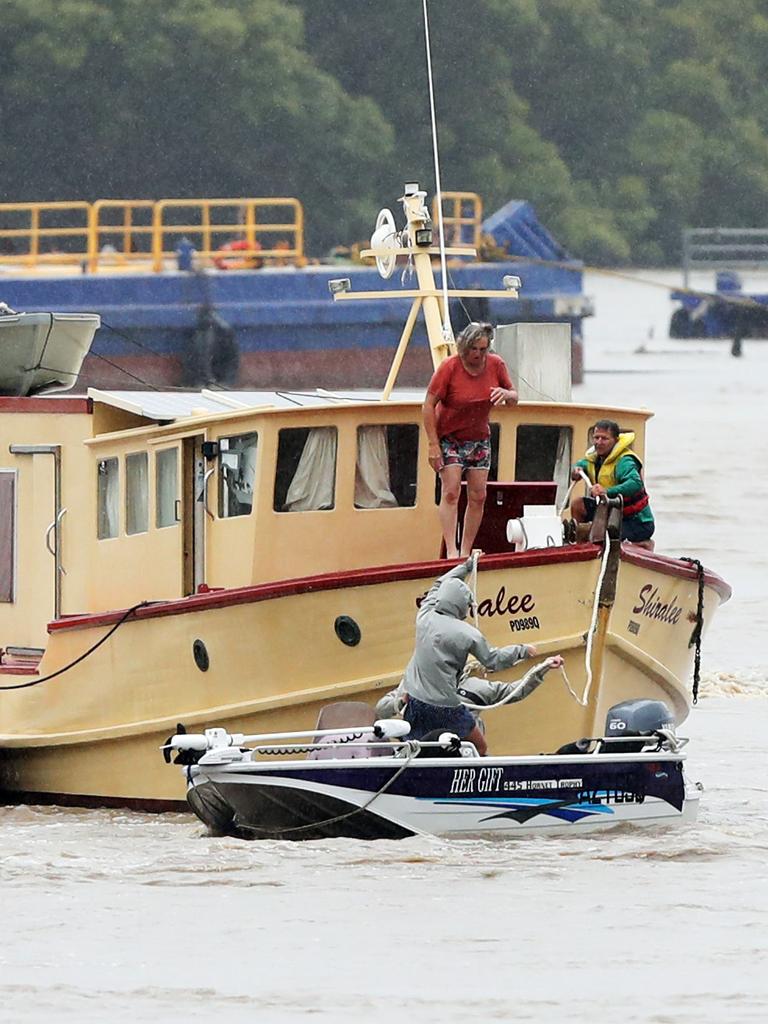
[0, 0, 394, 250]
[298, 0, 632, 261]
[5, 0, 768, 264]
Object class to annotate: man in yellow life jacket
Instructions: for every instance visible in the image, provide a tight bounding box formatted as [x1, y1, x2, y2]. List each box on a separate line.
[570, 419, 655, 548]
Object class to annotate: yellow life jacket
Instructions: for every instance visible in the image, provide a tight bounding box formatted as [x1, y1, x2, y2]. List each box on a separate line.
[584, 432, 648, 516]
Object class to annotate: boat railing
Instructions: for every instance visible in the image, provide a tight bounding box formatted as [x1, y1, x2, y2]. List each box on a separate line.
[246, 734, 687, 758]
[432, 191, 483, 249]
[247, 740, 479, 758]
[682, 227, 768, 286]
[0, 201, 91, 270]
[150, 197, 304, 272]
[566, 733, 689, 755]
[0, 197, 305, 274]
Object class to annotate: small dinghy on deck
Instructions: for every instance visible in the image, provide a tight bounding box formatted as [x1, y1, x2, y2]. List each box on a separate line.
[163, 697, 700, 841]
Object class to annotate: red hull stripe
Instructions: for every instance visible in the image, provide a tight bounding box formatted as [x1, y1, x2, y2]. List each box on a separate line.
[49, 546, 601, 633]
[620, 546, 732, 601]
[48, 543, 730, 634]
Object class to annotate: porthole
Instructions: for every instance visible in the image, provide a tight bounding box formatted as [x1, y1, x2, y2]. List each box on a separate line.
[192, 638, 210, 671]
[334, 615, 361, 647]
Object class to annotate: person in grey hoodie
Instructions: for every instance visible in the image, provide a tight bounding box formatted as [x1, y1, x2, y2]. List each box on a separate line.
[376, 664, 558, 734]
[401, 556, 557, 755]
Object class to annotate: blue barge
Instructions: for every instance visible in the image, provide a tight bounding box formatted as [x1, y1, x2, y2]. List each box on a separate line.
[670, 271, 768, 341]
[1, 200, 591, 391]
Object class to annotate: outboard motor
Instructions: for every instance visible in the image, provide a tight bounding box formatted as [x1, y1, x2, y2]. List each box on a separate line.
[603, 699, 676, 753]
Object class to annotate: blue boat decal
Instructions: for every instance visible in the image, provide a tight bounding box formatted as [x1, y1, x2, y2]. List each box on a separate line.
[428, 796, 616, 825]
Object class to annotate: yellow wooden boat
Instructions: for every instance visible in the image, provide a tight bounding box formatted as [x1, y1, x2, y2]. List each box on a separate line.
[0, 185, 730, 809]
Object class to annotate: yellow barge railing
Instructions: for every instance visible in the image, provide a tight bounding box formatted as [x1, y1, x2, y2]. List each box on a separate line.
[0, 193, 484, 273]
[433, 191, 483, 249]
[0, 202, 92, 269]
[0, 197, 306, 273]
[150, 198, 304, 272]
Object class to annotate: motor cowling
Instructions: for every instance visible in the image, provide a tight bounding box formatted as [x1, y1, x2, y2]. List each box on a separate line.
[604, 699, 675, 752]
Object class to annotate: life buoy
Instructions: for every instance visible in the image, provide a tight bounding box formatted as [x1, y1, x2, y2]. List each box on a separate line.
[213, 238, 263, 270]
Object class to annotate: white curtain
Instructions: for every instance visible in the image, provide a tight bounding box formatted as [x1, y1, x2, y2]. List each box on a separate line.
[285, 427, 337, 511]
[553, 427, 572, 506]
[98, 458, 120, 539]
[125, 453, 149, 534]
[355, 426, 398, 509]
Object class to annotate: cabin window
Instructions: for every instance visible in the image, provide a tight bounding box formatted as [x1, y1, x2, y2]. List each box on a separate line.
[156, 448, 179, 528]
[219, 432, 258, 517]
[0, 471, 16, 602]
[97, 457, 119, 539]
[125, 452, 149, 535]
[515, 425, 572, 505]
[355, 424, 418, 508]
[274, 427, 337, 512]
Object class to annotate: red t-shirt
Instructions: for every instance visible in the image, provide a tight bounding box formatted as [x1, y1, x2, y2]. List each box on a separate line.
[428, 353, 513, 441]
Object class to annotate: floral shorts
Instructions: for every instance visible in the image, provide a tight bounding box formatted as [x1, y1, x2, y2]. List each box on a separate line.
[439, 435, 491, 471]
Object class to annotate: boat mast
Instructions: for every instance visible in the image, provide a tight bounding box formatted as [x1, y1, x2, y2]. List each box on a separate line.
[421, 0, 452, 347]
[333, 198, 517, 399]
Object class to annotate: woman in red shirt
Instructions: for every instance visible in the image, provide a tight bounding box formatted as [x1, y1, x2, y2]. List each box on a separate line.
[423, 322, 518, 558]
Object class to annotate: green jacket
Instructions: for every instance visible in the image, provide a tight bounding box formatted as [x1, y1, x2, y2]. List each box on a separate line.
[575, 433, 654, 526]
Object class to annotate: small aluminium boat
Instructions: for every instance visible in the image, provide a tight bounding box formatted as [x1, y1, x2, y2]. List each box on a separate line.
[164, 695, 699, 841]
[0, 305, 101, 396]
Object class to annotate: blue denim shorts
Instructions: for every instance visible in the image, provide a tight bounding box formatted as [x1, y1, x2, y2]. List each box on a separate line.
[403, 697, 477, 740]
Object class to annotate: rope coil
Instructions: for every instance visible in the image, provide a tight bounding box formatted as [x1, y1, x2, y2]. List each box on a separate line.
[680, 557, 705, 704]
[234, 744, 420, 838]
[0, 601, 150, 691]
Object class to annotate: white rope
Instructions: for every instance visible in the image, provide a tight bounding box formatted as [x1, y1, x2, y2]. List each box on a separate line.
[459, 659, 585, 711]
[470, 549, 479, 628]
[558, 468, 592, 516]
[422, 0, 452, 342]
[459, 511, 610, 711]
[579, 532, 613, 707]
[557, 663, 588, 706]
[459, 657, 558, 711]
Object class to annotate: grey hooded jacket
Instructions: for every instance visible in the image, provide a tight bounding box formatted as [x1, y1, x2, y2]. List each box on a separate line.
[376, 663, 551, 720]
[402, 558, 531, 708]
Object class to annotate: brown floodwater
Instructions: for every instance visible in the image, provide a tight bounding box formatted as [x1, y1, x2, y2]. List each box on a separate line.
[0, 269, 766, 1023]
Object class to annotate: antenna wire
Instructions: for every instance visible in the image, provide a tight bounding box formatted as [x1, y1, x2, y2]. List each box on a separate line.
[422, 0, 452, 342]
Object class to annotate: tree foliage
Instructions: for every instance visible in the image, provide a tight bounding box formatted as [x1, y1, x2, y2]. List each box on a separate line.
[0, 0, 393, 248]
[2, 0, 768, 263]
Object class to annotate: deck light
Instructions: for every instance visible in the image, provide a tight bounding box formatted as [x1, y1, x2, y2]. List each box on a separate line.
[328, 278, 351, 295]
[415, 227, 433, 247]
[503, 275, 522, 291]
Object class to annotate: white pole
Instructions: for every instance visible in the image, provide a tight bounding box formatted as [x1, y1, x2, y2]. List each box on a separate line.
[422, 0, 452, 342]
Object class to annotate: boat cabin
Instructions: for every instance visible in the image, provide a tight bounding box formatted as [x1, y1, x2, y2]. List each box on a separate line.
[0, 388, 651, 651]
